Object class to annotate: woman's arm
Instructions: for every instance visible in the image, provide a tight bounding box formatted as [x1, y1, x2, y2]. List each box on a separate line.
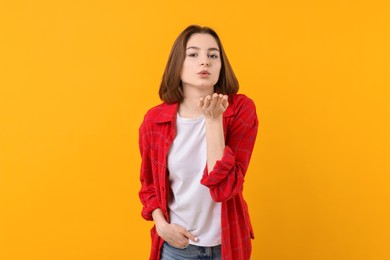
[138, 120, 160, 221]
[200, 95, 258, 202]
[199, 93, 229, 170]
[152, 208, 198, 249]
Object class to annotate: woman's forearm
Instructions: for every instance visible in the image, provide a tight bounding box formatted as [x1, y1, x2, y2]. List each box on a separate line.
[205, 115, 225, 171]
[152, 208, 168, 229]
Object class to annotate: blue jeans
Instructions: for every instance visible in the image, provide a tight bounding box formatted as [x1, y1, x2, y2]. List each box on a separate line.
[160, 242, 222, 260]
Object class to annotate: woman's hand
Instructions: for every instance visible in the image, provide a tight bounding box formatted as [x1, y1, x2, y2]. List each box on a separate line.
[152, 208, 198, 249]
[198, 93, 229, 120]
[156, 222, 198, 249]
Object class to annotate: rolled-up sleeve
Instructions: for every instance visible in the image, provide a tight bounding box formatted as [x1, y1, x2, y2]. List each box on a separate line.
[201, 97, 258, 202]
[138, 120, 159, 221]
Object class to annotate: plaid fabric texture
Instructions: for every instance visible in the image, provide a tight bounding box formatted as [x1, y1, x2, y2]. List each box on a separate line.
[139, 94, 259, 260]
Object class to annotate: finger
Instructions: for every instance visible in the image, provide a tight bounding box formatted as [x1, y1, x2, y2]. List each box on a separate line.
[216, 94, 224, 107]
[203, 95, 212, 108]
[222, 95, 229, 109]
[184, 230, 199, 242]
[168, 229, 190, 248]
[175, 236, 190, 248]
[208, 93, 219, 110]
[176, 225, 198, 243]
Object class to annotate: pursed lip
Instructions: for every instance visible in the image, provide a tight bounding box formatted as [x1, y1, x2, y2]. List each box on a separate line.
[197, 70, 211, 75]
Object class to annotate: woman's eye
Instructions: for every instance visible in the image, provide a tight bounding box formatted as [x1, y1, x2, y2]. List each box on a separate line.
[209, 54, 219, 59]
[188, 53, 198, 57]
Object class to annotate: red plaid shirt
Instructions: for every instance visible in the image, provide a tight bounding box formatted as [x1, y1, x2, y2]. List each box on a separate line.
[139, 94, 258, 260]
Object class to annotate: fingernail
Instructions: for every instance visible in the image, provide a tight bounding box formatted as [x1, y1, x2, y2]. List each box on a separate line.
[194, 237, 199, 242]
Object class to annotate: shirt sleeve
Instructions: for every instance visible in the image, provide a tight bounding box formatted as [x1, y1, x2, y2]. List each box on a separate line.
[138, 119, 160, 221]
[200, 97, 259, 202]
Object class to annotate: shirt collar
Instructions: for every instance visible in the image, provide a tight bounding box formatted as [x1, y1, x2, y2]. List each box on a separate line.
[155, 102, 178, 123]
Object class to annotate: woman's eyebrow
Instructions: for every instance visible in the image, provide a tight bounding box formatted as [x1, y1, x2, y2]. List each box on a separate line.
[186, 46, 220, 52]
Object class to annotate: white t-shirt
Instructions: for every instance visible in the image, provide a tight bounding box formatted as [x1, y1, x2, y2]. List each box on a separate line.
[167, 114, 222, 246]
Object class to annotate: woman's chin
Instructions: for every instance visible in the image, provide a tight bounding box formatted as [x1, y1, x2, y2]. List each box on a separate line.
[184, 82, 215, 91]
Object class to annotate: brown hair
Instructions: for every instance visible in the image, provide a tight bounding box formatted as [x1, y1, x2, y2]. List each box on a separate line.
[159, 25, 239, 103]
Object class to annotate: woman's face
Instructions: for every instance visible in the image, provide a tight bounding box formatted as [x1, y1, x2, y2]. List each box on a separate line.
[180, 33, 222, 92]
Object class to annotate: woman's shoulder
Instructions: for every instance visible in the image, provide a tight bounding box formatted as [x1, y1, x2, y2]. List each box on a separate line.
[143, 102, 165, 118]
[230, 93, 256, 109]
[142, 102, 178, 123]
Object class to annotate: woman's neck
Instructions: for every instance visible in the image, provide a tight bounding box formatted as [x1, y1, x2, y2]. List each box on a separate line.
[179, 86, 214, 118]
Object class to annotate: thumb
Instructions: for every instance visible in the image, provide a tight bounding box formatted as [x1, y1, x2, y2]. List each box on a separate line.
[184, 230, 199, 242]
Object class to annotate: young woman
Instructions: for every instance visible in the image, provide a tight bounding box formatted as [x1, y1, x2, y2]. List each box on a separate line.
[139, 25, 258, 260]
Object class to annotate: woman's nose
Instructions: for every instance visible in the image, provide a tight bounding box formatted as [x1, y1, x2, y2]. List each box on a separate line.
[200, 60, 211, 66]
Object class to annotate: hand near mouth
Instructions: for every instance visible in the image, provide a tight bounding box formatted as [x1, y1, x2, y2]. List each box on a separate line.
[198, 93, 229, 119]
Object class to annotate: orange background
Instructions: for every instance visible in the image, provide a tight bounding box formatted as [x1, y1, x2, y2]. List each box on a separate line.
[1, 1, 389, 259]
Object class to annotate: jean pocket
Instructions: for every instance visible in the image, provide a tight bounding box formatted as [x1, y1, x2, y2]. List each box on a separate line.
[165, 241, 189, 250]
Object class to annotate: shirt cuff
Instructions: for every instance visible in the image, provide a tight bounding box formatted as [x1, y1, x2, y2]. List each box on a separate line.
[201, 146, 235, 187]
[141, 198, 160, 221]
